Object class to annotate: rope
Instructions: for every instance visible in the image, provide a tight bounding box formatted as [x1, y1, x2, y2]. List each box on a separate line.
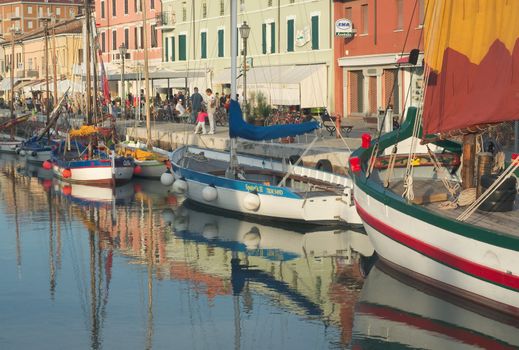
[457, 158, 519, 221]
[383, 145, 398, 188]
[402, 175, 414, 201]
[426, 145, 459, 198]
[457, 188, 476, 207]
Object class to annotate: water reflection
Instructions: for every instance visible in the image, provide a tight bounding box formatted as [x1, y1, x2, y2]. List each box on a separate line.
[0, 154, 374, 349]
[352, 263, 519, 349]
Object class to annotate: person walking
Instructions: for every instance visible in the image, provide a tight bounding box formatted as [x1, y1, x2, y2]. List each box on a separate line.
[194, 106, 208, 134]
[206, 88, 216, 134]
[190, 87, 203, 124]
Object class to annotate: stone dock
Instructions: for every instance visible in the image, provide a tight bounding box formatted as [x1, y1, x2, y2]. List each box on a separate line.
[123, 119, 373, 172]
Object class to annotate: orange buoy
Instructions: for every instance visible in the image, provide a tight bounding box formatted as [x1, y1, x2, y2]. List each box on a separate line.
[42, 160, 52, 170]
[62, 168, 72, 178]
[62, 185, 72, 196]
[133, 165, 143, 175]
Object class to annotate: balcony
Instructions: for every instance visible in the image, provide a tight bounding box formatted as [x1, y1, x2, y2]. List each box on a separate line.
[156, 11, 176, 31]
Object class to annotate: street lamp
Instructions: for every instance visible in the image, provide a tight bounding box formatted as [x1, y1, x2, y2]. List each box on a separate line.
[118, 42, 127, 118]
[239, 21, 250, 117]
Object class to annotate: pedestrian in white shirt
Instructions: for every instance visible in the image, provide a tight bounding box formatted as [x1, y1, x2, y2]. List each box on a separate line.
[206, 88, 216, 134]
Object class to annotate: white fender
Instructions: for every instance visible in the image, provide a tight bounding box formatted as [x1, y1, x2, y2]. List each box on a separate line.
[202, 186, 218, 202]
[19, 150, 26, 156]
[243, 192, 260, 211]
[160, 171, 175, 186]
[172, 179, 188, 194]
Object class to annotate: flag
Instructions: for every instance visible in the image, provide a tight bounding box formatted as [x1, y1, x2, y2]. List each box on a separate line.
[97, 49, 110, 106]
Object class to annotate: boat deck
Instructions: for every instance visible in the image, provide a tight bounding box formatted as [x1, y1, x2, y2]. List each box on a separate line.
[386, 179, 519, 237]
[180, 155, 345, 195]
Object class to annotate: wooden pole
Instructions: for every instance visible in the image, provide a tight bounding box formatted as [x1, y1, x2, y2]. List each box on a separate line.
[84, 0, 92, 124]
[142, 0, 151, 148]
[462, 134, 476, 189]
[51, 23, 58, 106]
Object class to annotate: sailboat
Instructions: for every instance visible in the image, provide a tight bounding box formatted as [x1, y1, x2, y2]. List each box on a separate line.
[350, 0, 519, 316]
[48, 5, 135, 185]
[167, 0, 360, 226]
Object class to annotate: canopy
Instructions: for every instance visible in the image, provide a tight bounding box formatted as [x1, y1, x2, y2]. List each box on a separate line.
[228, 100, 319, 141]
[422, 0, 519, 135]
[214, 64, 327, 108]
[0, 78, 19, 91]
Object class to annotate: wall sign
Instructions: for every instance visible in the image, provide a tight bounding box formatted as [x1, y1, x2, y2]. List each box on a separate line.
[335, 19, 356, 38]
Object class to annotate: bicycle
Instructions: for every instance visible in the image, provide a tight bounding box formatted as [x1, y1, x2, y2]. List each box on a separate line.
[214, 107, 228, 126]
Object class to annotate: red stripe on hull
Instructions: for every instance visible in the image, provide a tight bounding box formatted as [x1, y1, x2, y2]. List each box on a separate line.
[355, 201, 519, 291]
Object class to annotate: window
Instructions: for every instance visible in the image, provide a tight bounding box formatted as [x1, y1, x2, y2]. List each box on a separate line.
[217, 29, 224, 57]
[15, 7, 19, 17]
[124, 0, 128, 14]
[78, 49, 83, 64]
[101, 32, 106, 52]
[395, 0, 403, 30]
[270, 22, 275, 53]
[112, 30, 117, 50]
[311, 15, 319, 50]
[139, 26, 144, 48]
[134, 0, 137, 13]
[287, 19, 294, 52]
[201, 31, 207, 59]
[56, 7, 61, 15]
[179, 34, 186, 60]
[170, 36, 175, 61]
[47, 7, 51, 16]
[268, 0, 272, 6]
[124, 28, 129, 48]
[202, 2, 207, 18]
[112, 0, 116, 16]
[164, 37, 168, 62]
[220, 0, 224, 15]
[290, 0, 295, 3]
[151, 0, 154, 10]
[151, 25, 157, 47]
[28, 6, 32, 14]
[361, 4, 368, 34]
[418, 0, 425, 26]
[262, 23, 266, 54]
[28, 21, 33, 29]
[345, 6, 352, 19]
[38, 6, 43, 17]
[134, 27, 138, 49]
[182, 7, 187, 21]
[28, 58, 32, 70]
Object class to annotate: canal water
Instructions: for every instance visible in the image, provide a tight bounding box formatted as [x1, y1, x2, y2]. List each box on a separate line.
[1, 155, 517, 349]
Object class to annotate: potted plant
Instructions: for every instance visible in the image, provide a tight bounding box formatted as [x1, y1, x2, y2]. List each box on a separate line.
[248, 92, 271, 126]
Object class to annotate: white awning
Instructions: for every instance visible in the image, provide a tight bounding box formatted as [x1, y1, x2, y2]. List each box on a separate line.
[213, 64, 327, 108]
[0, 78, 19, 91]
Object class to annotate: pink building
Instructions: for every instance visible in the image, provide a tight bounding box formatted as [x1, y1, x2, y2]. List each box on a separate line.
[95, 0, 162, 73]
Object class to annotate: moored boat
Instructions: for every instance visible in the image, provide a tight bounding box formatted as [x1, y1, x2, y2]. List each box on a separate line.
[350, 0, 519, 316]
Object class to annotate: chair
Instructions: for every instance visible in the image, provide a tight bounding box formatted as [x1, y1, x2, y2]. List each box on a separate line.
[320, 111, 353, 136]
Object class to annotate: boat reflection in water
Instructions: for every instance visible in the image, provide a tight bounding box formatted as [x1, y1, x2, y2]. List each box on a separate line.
[353, 263, 519, 349]
[169, 202, 375, 346]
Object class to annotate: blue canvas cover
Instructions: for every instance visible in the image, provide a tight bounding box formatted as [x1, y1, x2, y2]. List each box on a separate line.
[228, 100, 319, 141]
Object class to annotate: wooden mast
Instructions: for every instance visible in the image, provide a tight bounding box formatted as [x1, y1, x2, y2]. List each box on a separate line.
[142, 0, 151, 148]
[84, 0, 92, 124]
[51, 21, 58, 106]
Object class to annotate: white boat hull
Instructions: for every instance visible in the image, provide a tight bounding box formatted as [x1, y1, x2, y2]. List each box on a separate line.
[171, 146, 361, 226]
[52, 163, 134, 185]
[354, 184, 519, 314]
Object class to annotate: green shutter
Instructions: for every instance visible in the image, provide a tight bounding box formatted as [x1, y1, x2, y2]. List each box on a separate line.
[236, 28, 239, 56]
[311, 15, 319, 50]
[171, 36, 175, 61]
[262, 23, 266, 54]
[201, 32, 207, 59]
[270, 22, 275, 53]
[179, 34, 186, 60]
[164, 37, 169, 62]
[218, 29, 224, 57]
[287, 19, 294, 52]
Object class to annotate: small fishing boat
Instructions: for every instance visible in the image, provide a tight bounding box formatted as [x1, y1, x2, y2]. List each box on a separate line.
[118, 140, 169, 179]
[49, 126, 135, 185]
[166, 2, 360, 226]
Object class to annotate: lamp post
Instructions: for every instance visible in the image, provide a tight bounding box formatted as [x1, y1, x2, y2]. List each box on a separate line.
[239, 21, 250, 117]
[118, 43, 127, 118]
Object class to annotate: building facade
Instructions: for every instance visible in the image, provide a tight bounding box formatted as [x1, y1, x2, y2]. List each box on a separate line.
[95, 0, 162, 96]
[160, 0, 334, 109]
[0, 0, 82, 39]
[333, 0, 424, 119]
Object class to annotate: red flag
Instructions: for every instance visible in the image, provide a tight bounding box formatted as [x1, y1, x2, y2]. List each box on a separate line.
[97, 49, 110, 106]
